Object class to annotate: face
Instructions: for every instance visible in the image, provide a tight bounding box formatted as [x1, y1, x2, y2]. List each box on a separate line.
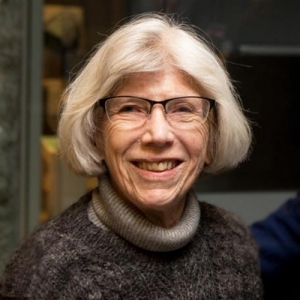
[99, 68, 210, 218]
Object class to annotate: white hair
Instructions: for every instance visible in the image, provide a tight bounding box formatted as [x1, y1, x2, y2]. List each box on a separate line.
[58, 13, 252, 177]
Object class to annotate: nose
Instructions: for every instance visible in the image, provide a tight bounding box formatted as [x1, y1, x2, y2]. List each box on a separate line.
[140, 105, 175, 147]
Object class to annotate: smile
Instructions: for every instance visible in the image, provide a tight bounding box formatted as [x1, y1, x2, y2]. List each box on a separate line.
[136, 161, 178, 172]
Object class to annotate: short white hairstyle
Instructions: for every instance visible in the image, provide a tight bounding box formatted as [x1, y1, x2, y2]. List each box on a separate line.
[58, 13, 252, 177]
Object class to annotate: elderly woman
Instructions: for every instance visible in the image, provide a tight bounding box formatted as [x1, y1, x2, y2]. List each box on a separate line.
[0, 14, 263, 299]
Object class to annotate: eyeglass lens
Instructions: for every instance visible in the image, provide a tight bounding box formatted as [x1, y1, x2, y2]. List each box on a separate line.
[104, 96, 212, 127]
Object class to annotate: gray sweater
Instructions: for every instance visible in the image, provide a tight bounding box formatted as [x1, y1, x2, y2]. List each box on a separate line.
[0, 177, 263, 299]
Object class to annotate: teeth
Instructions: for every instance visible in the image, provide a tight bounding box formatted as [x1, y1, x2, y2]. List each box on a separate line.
[138, 161, 176, 172]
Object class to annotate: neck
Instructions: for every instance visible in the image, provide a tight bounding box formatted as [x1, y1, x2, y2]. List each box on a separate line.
[91, 174, 201, 252]
[108, 175, 186, 228]
[140, 199, 186, 228]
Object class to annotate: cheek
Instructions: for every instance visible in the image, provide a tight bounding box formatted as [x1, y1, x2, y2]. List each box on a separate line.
[199, 126, 210, 151]
[100, 121, 138, 162]
[101, 124, 121, 158]
[186, 124, 210, 167]
[189, 123, 210, 152]
[94, 119, 117, 161]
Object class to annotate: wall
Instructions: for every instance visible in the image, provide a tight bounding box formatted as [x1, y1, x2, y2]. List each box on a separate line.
[0, 0, 43, 273]
[0, 0, 24, 272]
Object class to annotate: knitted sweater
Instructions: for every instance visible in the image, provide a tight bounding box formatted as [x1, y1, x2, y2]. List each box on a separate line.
[0, 178, 263, 299]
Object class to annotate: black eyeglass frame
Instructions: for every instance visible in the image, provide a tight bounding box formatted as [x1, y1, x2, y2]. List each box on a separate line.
[96, 95, 216, 115]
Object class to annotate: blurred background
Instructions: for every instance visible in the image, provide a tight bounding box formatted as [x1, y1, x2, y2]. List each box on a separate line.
[0, 0, 299, 272]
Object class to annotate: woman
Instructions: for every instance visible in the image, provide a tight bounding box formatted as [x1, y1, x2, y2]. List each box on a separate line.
[0, 14, 263, 299]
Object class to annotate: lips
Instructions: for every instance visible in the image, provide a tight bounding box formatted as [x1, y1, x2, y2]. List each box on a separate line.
[135, 161, 179, 172]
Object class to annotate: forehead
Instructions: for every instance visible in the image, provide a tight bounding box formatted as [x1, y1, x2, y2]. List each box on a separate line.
[115, 69, 201, 99]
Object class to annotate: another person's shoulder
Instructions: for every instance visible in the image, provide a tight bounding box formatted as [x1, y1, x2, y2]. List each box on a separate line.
[250, 191, 300, 300]
[251, 191, 300, 235]
[250, 191, 300, 261]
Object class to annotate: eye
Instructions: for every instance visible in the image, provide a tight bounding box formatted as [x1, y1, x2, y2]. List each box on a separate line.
[117, 102, 147, 115]
[119, 105, 140, 113]
[169, 102, 196, 114]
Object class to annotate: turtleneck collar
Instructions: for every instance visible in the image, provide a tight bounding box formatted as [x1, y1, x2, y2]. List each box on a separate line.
[91, 175, 201, 252]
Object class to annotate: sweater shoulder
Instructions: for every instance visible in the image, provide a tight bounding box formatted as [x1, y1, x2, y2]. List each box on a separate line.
[22, 190, 94, 243]
[198, 201, 257, 251]
[0, 191, 100, 298]
[199, 200, 250, 235]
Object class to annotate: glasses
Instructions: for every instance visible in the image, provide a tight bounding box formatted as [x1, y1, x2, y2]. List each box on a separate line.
[97, 96, 215, 128]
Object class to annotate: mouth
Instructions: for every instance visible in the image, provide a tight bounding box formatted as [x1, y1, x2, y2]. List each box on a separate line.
[134, 160, 180, 172]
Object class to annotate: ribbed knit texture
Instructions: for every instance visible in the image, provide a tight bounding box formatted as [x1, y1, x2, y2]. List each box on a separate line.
[0, 189, 263, 299]
[92, 175, 200, 252]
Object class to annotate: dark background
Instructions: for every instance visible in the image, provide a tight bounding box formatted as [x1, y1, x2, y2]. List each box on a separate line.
[45, 0, 300, 192]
